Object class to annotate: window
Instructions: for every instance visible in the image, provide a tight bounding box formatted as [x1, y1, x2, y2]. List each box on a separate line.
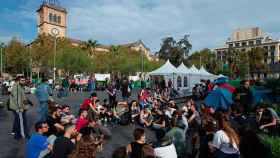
[256, 39, 261, 45]
[235, 42, 240, 47]
[53, 15, 57, 23]
[57, 16, 61, 24]
[242, 42, 247, 47]
[49, 13, 53, 22]
[270, 45, 275, 51]
[229, 43, 233, 47]
[177, 76, 182, 87]
[249, 41, 254, 46]
[184, 76, 188, 87]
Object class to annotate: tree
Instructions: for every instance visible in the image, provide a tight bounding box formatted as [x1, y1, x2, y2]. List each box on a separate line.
[247, 47, 268, 76]
[82, 39, 100, 56]
[5, 37, 29, 74]
[56, 46, 93, 74]
[177, 35, 192, 58]
[187, 48, 218, 74]
[157, 35, 192, 66]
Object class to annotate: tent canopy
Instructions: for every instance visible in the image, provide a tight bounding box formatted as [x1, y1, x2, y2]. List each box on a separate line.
[189, 65, 200, 74]
[199, 66, 212, 76]
[149, 60, 178, 75]
[177, 63, 191, 74]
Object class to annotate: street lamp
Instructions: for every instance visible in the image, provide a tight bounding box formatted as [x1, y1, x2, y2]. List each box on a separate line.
[0, 42, 5, 76]
[51, 28, 59, 88]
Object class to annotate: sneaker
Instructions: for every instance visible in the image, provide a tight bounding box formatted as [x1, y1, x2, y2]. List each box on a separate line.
[9, 132, 15, 136]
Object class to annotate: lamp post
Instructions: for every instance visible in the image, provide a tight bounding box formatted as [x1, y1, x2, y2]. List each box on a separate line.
[29, 45, 32, 82]
[51, 28, 59, 89]
[0, 42, 5, 76]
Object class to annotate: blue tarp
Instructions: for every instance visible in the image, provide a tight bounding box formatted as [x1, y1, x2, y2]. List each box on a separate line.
[204, 88, 233, 110]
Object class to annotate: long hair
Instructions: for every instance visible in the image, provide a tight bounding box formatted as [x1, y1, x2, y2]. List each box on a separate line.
[217, 112, 240, 147]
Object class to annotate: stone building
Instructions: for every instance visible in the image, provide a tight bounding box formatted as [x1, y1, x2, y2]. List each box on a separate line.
[215, 27, 280, 78]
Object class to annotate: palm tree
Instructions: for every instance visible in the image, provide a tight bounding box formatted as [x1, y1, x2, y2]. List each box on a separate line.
[82, 39, 99, 56]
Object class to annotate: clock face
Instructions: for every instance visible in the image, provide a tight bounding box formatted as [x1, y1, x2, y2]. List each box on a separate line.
[51, 28, 59, 36]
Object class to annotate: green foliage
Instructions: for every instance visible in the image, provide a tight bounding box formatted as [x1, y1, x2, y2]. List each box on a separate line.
[56, 46, 93, 74]
[157, 35, 192, 66]
[92, 47, 163, 74]
[4, 37, 29, 74]
[187, 48, 219, 73]
[262, 135, 280, 158]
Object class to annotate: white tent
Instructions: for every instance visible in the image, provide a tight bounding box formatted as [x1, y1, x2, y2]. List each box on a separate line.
[149, 60, 178, 75]
[176, 63, 191, 90]
[149, 60, 178, 89]
[176, 63, 191, 74]
[189, 65, 200, 74]
[199, 66, 218, 81]
[199, 66, 212, 76]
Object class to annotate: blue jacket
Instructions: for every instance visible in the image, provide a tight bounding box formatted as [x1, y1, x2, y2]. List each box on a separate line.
[26, 133, 49, 158]
[35, 83, 53, 102]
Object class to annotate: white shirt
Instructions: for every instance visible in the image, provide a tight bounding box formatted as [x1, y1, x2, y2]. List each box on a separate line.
[212, 130, 239, 154]
[154, 143, 177, 158]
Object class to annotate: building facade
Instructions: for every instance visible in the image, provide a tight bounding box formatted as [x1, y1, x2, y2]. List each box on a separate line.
[35, 1, 156, 61]
[37, 1, 67, 37]
[215, 27, 280, 78]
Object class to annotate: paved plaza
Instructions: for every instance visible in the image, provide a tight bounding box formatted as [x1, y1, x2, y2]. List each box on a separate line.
[0, 89, 155, 158]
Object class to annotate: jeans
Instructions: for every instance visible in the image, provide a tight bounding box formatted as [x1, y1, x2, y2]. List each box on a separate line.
[12, 110, 28, 139]
[215, 150, 240, 158]
[37, 101, 48, 121]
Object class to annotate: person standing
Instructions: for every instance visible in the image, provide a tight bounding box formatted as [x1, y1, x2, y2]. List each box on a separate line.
[88, 77, 94, 93]
[106, 84, 117, 109]
[121, 78, 129, 101]
[61, 76, 69, 97]
[9, 76, 29, 140]
[233, 80, 253, 115]
[35, 78, 53, 121]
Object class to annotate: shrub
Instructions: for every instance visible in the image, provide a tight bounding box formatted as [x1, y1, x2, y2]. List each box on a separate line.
[261, 134, 280, 158]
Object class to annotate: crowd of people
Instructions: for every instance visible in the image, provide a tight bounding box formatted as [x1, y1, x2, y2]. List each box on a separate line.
[4, 75, 280, 158]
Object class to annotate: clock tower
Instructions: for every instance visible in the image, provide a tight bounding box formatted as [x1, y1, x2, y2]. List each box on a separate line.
[37, 0, 67, 37]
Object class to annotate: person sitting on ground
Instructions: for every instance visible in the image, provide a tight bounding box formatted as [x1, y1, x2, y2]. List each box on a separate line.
[69, 127, 98, 158]
[169, 100, 178, 110]
[45, 106, 64, 137]
[61, 105, 76, 125]
[127, 128, 152, 158]
[166, 118, 186, 158]
[112, 146, 128, 158]
[130, 100, 141, 123]
[26, 121, 52, 158]
[153, 129, 177, 158]
[209, 112, 240, 158]
[152, 112, 167, 131]
[139, 107, 153, 127]
[256, 104, 280, 135]
[75, 109, 89, 132]
[239, 128, 272, 158]
[52, 124, 77, 158]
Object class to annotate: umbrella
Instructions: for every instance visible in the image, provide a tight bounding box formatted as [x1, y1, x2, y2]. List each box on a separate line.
[219, 83, 236, 93]
[204, 88, 233, 110]
[214, 76, 229, 84]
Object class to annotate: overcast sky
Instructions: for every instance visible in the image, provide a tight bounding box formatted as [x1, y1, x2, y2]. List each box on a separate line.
[0, 0, 280, 53]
